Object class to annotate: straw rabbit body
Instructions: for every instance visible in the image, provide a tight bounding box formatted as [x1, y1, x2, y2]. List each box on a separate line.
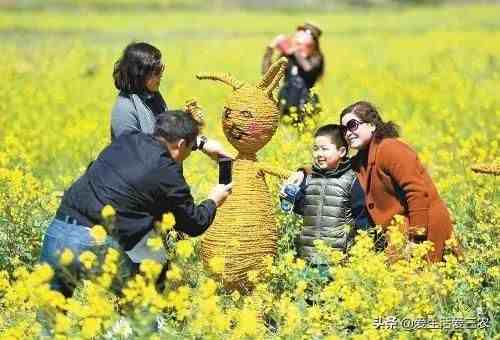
[197, 58, 289, 288]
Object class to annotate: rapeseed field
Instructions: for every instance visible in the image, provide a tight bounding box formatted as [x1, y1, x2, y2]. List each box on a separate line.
[0, 4, 498, 339]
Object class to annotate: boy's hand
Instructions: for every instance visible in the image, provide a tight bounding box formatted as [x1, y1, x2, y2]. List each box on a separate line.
[286, 171, 304, 186]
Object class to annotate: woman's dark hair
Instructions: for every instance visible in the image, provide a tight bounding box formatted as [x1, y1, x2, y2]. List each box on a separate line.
[340, 101, 399, 141]
[113, 42, 163, 93]
[153, 110, 200, 145]
[315, 124, 348, 153]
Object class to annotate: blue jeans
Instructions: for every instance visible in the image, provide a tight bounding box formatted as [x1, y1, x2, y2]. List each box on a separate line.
[40, 218, 138, 297]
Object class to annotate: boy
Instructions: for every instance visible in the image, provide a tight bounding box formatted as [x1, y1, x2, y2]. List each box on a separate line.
[286, 124, 371, 265]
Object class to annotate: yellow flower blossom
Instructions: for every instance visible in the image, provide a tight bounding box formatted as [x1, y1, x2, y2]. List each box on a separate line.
[166, 263, 183, 281]
[59, 248, 74, 266]
[79, 251, 97, 270]
[176, 239, 194, 258]
[90, 225, 107, 243]
[199, 278, 217, 298]
[208, 256, 225, 274]
[140, 259, 163, 281]
[295, 280, 307, 296]
[157, 213, 175, 234]
[146, 236, 164, 252]
[101, 204, 116, 219]
[294, 258, 306, 271]
[54, 313, 72, 334]
[80, 317, 102, 338]
[247, 270, 260, 283]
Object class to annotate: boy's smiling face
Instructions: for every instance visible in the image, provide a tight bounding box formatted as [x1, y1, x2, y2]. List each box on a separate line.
[312, 135, 346, 170]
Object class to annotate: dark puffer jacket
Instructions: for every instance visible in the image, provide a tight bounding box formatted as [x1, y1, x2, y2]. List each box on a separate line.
[293, 160, 371, 264]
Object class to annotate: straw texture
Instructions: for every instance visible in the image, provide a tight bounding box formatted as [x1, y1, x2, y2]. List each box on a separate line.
[197, 58, 288, 288]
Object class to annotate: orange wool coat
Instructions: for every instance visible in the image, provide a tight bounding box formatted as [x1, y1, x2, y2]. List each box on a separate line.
[352, 138, 454, 262]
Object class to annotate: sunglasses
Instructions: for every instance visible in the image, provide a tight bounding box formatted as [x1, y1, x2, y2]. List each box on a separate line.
[344, 119, 366, 133]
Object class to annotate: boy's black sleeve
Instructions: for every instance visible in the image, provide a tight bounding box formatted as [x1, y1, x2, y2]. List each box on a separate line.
[350, 178, 373, 230]
[292, 176, 307, 215]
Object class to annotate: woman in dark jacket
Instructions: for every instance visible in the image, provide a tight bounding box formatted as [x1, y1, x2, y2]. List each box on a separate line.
[262, 22, 324, 123]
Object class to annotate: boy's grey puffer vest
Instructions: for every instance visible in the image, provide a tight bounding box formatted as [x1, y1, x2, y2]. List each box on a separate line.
[298, 161, 357, 264]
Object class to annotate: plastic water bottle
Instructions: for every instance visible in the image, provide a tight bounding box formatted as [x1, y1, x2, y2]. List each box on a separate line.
[280, 183, 300, 213]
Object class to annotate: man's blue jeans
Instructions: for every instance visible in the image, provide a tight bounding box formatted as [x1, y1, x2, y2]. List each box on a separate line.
[39, 218, 138, 297]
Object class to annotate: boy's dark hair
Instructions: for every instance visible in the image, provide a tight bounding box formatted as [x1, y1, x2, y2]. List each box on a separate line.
[113, 42, 163, 93]
[314, 124, 349, 152]
[153, 110, 200, 145]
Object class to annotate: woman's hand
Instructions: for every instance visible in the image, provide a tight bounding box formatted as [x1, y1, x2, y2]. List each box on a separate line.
[200, 137, 234, 161]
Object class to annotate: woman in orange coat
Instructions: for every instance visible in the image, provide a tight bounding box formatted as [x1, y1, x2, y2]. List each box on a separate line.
[339, 101, 457, 262]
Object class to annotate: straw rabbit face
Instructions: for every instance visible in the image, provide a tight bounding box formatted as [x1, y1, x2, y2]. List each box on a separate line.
[197, 58, 288, 154]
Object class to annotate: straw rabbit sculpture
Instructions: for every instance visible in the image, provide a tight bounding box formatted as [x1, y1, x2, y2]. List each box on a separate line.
[197, 58, 292, 289]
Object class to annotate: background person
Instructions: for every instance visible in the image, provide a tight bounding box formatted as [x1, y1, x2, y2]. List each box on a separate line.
[262, 22, 325, 122]
[339, 101, 459, 262]
[40, 110, 232, 297]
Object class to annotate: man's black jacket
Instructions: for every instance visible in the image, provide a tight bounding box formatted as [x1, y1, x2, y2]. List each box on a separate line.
[57, 132, 217, 250]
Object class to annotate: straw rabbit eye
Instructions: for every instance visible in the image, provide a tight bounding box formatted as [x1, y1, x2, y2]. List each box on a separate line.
[240, 110, 253, 118]
[224, 107, 231, 119]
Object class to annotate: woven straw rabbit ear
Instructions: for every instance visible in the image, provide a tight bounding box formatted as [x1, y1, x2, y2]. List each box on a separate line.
[184, 99, 205, 125]
[257, 57, 288, 97]
[196, 72, 244, 91]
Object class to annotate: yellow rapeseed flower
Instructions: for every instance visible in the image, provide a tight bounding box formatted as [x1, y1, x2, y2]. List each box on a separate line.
[247, 270, 259, 283]
[295, 280, 307, 296]
[80, 317, 102, 339]
[146, 236, 164, 252]
[54, 313, 72, 334]
[31, 263, 54, 285]
[97, 273, 112, 289]
[0, 270, 11, 291]
[294, 258, 306, 271]
[176, 239, 194, 258]
[105, 247, 120, 262]
[157, 213, 175, 234]
[101, 204, 115, 219]
[140, 259, 163, 280]
[199, 278, 217, 298]
[79, 251, 97, 270]
[208, 256, 225, 274]
[59, 248, 74, 266]
[90, 225, 107, 243]
[166, 263, 183, 281]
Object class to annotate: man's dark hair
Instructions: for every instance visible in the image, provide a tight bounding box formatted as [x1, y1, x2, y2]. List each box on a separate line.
[113, 42, 163, 93]
[153, 110, 200, 145]
[314, 124, 349, 151]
